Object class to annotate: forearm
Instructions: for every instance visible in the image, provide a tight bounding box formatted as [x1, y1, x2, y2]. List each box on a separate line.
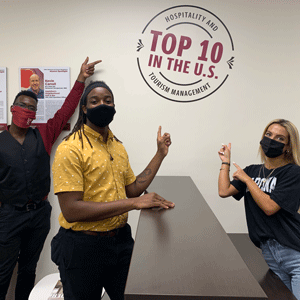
[39, 81, 85, 154]
[60, 80, 84, 117]
[245, 179, 280, 215]
[60, 190, 175, 223]
[129, 152, 165, 197]
[61, 197, 139, 223]
[218, 163, 232, 197]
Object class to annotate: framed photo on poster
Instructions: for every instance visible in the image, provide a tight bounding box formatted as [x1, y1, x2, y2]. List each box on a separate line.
[19, 67, 70, 128]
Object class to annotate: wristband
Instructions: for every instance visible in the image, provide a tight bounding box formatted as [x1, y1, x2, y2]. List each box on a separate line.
[221, 162, 230, 165]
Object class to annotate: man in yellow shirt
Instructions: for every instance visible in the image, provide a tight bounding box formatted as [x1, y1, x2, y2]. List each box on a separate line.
[51, 80, 174, 300]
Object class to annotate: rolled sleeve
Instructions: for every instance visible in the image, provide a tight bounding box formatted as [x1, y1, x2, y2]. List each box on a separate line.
[125, 160, 136, 186]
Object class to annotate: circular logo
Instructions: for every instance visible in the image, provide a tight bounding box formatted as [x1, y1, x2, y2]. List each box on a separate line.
[137, 5, 234, 103]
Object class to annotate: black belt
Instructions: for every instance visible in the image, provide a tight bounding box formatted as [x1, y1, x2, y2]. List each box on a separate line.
[81, 230, 118, 237]
[0, 195, 48, 212]
[14, 200, 47, 211]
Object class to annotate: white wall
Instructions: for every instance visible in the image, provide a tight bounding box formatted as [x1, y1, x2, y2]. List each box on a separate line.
[1, 0, 300, 292]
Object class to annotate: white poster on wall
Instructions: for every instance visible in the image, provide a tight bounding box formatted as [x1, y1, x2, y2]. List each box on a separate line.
[0, 68, 7, 130]
[19, 67, 70, 124]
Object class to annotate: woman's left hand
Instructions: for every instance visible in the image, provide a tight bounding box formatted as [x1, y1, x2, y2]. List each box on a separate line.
[232, 162, 251, 183]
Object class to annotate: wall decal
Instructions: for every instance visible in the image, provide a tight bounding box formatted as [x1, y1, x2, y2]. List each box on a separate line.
[137, 5, 234, 103]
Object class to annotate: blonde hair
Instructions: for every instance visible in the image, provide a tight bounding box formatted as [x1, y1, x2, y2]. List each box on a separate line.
[259, 119, 300, 166]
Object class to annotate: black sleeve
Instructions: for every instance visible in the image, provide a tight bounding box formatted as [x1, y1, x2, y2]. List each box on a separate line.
[270, 166, 300, 214]
[230, 166, 249, 201]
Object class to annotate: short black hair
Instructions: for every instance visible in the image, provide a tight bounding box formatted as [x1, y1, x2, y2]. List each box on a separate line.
[13, 90, 38, 104]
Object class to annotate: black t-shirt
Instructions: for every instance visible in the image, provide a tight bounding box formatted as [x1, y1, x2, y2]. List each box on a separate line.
[231, 163, 300, 251]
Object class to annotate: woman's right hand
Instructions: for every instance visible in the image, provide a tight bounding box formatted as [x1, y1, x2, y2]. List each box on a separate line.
[218, 143, 231, 163]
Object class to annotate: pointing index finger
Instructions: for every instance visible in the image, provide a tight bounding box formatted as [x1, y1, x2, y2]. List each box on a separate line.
[233, 162, 241, 169]
[228, 142, 232, 151]
[89, 60, 102, 66]
[157, 126, 162, 138]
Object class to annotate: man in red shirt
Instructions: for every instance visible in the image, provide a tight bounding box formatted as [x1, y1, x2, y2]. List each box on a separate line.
[0, 57, 101, 300]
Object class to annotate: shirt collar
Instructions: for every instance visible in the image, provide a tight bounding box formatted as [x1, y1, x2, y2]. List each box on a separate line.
[83, 124, 114, 142]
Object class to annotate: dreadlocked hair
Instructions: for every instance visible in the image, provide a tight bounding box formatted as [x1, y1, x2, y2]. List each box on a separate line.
[64, 103, 93, 149]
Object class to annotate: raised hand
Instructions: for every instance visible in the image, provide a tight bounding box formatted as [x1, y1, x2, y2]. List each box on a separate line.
[77, 57, 102, 82]
[218, 143, 231, 163]
[232, 162, 249, 183]
[157, 126, 171, 157]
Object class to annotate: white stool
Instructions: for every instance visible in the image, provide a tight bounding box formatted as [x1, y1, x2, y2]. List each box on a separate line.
[29, 273, 106, 299]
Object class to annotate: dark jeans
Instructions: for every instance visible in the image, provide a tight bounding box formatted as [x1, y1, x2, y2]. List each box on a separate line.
[0, 201, 51, 300]
[51, 224, 134, 300]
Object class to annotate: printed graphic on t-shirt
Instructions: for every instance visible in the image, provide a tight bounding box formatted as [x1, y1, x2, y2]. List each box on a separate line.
[246, 176, 277, 194]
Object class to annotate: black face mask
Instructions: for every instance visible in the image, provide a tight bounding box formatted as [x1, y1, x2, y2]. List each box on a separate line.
[260, 136, 285, 158]
[86, 104, 116, 128]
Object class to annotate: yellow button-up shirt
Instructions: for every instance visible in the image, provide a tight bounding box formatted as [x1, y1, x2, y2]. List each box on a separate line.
[52, 124, 136, 231]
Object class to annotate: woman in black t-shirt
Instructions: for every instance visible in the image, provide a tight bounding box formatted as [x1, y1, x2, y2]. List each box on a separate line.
[218, 119, 300, 300]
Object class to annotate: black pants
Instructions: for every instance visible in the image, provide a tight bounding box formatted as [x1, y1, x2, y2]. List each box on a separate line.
[51, 224, 134, 300]
[0, 200, 51, 300]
